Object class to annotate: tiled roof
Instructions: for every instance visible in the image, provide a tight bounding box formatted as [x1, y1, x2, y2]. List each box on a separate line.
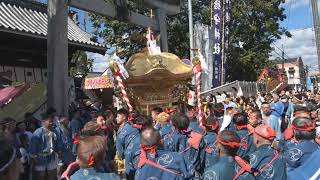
[0, 1, 105, 50]
[273, 57, 302, 65]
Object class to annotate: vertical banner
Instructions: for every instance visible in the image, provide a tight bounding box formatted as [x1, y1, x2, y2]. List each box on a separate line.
[193, 24, 215, 91]
[224, 0, 231, 81]
[212, 0, 222, 87]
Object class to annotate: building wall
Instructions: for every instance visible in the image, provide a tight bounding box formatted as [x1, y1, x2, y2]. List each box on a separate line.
[276, 59, 305, 85]
[1, 66, 47, 83]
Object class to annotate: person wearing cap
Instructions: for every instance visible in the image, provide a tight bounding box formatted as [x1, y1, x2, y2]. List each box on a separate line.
[46, 108, 60, 128]
[285, 116, 319, 171]
[248, 125, 287, 180]
[233, 113, 256, 158]
[202, 130, 254, 180]
[134, 127, 190, 180]
[155, 112, 172, 139]
[30, 113, 61, 180]
[0, 134, 22, 180]
[70, 135, 120, 180]
[163, 113, 204, 179]
[202, 115, 220, 169]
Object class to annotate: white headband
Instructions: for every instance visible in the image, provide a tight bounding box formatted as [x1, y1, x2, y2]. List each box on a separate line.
[0, 148, 16, 172]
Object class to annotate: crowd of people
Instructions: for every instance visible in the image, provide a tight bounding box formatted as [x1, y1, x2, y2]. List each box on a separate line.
[0, 90, 320, 180]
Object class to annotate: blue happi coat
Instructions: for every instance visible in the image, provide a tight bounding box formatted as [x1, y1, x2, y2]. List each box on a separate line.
[159, 123, 173, 139]
[248, 144, 287, 180]
[30, 127, 60, 166]
[55, 125, 73, 164]
[116, 122, 140, 175]
[69, 118, 82, 155]
[203, 155, 254, 180]
[278, 138, 296, 152]
[202, 132, 219, 168]
[188, 121, 205, 134]
[285, 140, 319, 171]
[288, 149, 320, 180]
[135, 149, 190, 180]
[236, 128, 256, 158]
[70, 168, 120, 180]
[163, 129, 204, 178]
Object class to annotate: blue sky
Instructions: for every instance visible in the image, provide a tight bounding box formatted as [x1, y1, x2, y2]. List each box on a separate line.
[80, 0, 319, 73]
[280, 0, 313, 30]
[36, 0, 319, 73]
[272, 0, 318, 73]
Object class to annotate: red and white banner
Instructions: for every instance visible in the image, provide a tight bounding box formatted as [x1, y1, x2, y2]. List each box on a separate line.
[84, 76, 113, 90]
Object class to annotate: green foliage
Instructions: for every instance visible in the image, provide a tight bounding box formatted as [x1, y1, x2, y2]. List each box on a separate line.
[227, 0, 290, 81]
[167, 0, 210, 58]
[89, 0, 289, 81]
[89, 0, 209, 59]
[69, 50, 93, 76]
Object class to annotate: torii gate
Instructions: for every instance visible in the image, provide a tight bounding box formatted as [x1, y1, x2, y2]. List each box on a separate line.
[47, 0, 181, 115]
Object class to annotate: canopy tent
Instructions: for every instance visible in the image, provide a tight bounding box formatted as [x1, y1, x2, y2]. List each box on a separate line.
[0, 83, 30, 106]
[0, 83, 46, 121]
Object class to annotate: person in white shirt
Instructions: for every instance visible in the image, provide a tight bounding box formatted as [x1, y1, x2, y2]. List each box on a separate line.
[220, 107, 241, 132]
[223, 95, 237, 112]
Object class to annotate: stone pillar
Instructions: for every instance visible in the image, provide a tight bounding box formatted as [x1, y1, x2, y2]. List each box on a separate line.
[47, 0, 69, 115]
[155, 8, 168, 52]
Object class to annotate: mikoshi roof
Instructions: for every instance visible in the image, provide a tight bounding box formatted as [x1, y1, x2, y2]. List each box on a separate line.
[0, 1, 105, 51]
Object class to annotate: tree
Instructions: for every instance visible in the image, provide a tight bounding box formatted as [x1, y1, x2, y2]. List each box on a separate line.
[69, 50, 93, 76]
[89, 0, 289, 81]
[227, 0, 290, 81]
[89, 0, 209, 59]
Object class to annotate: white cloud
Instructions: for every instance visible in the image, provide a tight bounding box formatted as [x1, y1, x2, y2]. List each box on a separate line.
[271, 28, 319, 73]
[86, 52, 110, 72]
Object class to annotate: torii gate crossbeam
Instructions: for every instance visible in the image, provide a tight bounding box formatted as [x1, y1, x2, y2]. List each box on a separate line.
[47, 0, 178, 115]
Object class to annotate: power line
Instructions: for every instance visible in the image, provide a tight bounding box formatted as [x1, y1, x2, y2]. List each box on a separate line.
[272, 42, 291, 59]
[271, 49, 283, 59]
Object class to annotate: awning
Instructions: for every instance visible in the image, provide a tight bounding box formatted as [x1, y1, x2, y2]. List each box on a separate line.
[0, 83, 30, 106]
[0, 83, 46, 121]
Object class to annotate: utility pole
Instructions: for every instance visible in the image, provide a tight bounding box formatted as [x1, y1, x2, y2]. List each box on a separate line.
[188, 0, 194, 59]
[311, 0, 320, 72]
